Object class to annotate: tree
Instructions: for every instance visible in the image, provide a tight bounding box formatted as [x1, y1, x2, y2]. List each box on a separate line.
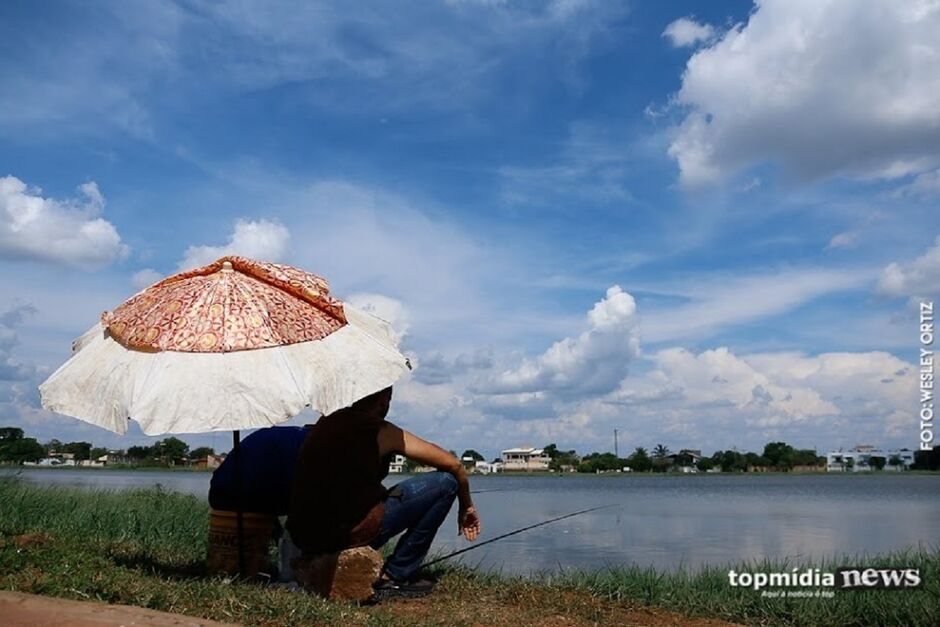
[696, 458, 714, 472]
[762, 442, 796, 470]
[652, 444, 671, 472]
[62, 441, 92, 461]
[0, 437, 44, 463]
[153, 437, 189, 463]
[43, 439, 62, 453]
[461, 449, 484, 462]
[627, 447, 652, 472]
[90, 447, 109, 461]
[745, 452, 770, 471]
[548, 448, 580, 472]
[791, 448, 822, 468]
[869, 456, 886, 471]
[0, 427, 25, 441]
[913, 446, 940, 470]
[888, 454, 903, 470]
[577, 452, 626, 473]
[127, 445, 153, 460]
[543, 443, 559, 459]
[714, 450, 747, 472]
[845, 458, 855, 471]
[190, 446, 215, 460]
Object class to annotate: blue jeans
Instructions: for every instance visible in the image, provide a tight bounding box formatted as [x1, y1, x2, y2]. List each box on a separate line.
[369, 471, 458, 581]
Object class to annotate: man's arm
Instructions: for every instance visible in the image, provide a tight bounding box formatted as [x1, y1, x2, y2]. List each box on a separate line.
[378, 422, 481, 541]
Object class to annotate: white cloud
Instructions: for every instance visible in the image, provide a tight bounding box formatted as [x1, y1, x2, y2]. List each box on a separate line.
[0, 0, 627, 138]
[662, 17, 715, 47]
[0, 176, 129, 269]
[131, 268, 163, 290]
[179, 219, 290, 270]
[876, 236, 940, 299]
[0, 303, 36, 381]
[346, 292, 411, 340]
[499, 122, 633, 208]
[827, 231, 858, 250]
[613, 346, 915, 443]
[640, 267, 872, 343]
[893, 169, 940, 198]
[483, 285, 640, 395]
[668, 0, 940, 186]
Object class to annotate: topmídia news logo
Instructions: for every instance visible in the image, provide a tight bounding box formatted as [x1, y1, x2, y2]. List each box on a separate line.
[728, 567, 923, 597]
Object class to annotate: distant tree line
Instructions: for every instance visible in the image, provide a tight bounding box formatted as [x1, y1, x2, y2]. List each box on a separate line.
[540, 440, 828, 473]
[0, 426, 215, 466]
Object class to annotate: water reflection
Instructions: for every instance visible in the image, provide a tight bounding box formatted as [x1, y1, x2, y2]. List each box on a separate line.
[6, 469, 939, 574]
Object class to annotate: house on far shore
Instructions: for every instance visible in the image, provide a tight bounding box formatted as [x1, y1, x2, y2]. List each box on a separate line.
[195, 454, 226, 470]
[473, 460, 501, 474]
[388, 454, 407, 473]
[24, 451, 76, 467]
[97, 451, 130, 466]
[668, 449, 702, 473]
[501, 447, 550, 471]
[826, 445, 914, 472]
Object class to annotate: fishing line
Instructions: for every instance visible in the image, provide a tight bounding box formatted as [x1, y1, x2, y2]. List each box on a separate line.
[419, 503, 618, 571]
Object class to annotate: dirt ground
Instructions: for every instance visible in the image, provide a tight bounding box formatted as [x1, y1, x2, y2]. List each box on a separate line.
[0, 591, 236, 627]
[0, 588, 740, 627]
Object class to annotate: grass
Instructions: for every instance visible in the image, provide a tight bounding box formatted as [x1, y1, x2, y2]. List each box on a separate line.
[1, 477, 938, 626]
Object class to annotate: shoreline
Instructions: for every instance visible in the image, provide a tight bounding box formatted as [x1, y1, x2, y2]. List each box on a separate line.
[1, 479, 937, 626]
[4, 463, 939, 477]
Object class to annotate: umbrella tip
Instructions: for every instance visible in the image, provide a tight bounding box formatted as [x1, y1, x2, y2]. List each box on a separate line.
[221, 260, 234, 273]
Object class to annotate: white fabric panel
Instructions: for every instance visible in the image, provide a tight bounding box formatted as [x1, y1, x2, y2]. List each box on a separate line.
[39, 305, 409, 435]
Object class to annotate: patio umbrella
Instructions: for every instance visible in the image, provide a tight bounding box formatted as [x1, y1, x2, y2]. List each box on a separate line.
[39, 255, 411, 572]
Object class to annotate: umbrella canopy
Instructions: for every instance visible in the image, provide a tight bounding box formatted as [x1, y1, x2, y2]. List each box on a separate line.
[39, 256, 410, 435]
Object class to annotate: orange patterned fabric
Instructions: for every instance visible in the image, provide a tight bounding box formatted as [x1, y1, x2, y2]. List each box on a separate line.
[102, 256, 347, 353]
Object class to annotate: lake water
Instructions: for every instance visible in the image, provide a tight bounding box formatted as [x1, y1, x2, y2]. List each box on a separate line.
[5, 468, 939, 575]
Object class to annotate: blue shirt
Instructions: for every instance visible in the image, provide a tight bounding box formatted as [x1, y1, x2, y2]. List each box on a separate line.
[209, 425, 310, 515]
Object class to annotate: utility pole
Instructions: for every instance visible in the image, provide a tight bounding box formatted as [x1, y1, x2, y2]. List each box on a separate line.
[614, 429, 619, 458]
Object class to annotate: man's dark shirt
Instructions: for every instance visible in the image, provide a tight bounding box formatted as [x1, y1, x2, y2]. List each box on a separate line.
[287, 408, 391, 554]
[208, 425, 310, 516]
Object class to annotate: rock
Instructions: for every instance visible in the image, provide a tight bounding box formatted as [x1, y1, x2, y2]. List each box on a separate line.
[293, 546, 383, 601]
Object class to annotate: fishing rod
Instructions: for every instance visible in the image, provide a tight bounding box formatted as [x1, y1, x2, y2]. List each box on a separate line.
[419, 503, 618, 571]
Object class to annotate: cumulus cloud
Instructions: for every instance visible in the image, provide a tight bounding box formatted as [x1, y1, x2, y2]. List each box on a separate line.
[0, 176, 129, 269]
[876, 236, 940, 300]
[179, 219, 290, 269]
[0, 303, 36, 381]
[668, 0, 940, 186]
[346, 292, 411, 340]
[483, 285, 640, 395]
[411, 349, 494, 385]
[613, 346, 914, 443]
[662, 17, 714, 47]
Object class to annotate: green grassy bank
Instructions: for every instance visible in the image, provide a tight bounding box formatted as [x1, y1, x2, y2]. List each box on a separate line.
[0, 478, 937, 626]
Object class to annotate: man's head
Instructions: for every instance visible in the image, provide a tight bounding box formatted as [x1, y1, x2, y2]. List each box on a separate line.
[351, 386, 393, 421]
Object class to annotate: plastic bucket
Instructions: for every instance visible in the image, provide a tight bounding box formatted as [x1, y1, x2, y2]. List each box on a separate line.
[206, 509, 276, 577]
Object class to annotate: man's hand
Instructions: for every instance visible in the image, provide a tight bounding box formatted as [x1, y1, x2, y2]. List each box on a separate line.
[458, 505, 481, 541]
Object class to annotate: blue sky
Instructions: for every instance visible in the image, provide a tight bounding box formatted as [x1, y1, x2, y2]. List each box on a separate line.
[1, 0, 938, 459]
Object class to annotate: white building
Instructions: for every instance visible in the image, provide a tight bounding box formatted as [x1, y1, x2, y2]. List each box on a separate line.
[388, 454, 407, 473]
[474, 460, 501, 474]
[500, 447, 551, 471]
[826, 446, 914, 472]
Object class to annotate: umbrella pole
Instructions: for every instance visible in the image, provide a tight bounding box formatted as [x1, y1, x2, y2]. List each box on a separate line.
[233, 430, 245, 577]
